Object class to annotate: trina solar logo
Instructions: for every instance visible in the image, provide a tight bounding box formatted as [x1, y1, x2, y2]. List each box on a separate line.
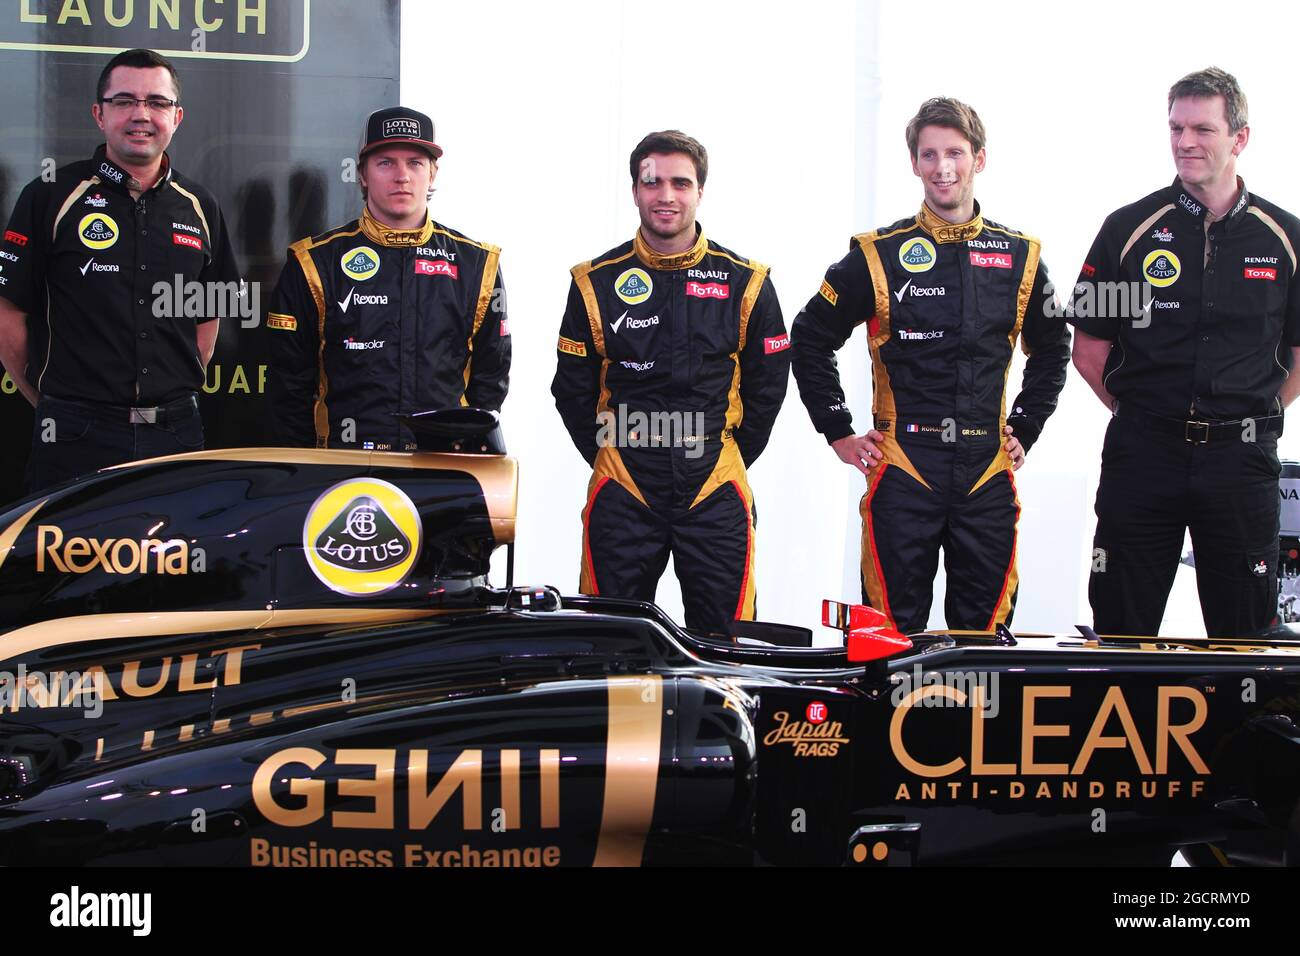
[302, 479, 422, 596]
[898, 237, 937, 274]
[78, 213, 118, 250]
[340, 246, 381, 281]
[615, 268, 653, 305]
[1143, 250, 1181, 288]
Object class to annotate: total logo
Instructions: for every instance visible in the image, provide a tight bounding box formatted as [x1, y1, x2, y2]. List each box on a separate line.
[302, 478, 422, 596]
[337, 287, 390, 312]
[343, 337, 386, 350]
[686, 281, 730, 299]
[615, 267, 654, 305]
[1143, 249, 1181, 288]
[83, 193, 108, 208]
[78, 213, 118, 250]
[898, 237, 937, 274]
[898, 328, 944, 341]
[340, 246, 381, 281]
[611, 310, 660, 333]
[414, 258, 458, 278]
[969, 251, 1013, 269]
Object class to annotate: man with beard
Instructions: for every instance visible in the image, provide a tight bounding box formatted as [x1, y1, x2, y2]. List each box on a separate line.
[791, 97, 1070, 634]
[0, 48, 239, 491]
[552, 130, 790, 635]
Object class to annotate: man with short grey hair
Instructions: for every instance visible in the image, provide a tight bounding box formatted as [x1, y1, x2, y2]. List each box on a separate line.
[1070, 66, 1300, 637]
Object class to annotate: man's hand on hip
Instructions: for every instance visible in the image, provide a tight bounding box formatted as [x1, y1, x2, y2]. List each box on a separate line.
[832, 430, 885, 476]
[1003, 424, 1026, 471]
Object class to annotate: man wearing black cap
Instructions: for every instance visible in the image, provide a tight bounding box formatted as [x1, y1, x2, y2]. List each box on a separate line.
[0, 48, 240, 491]
[267, 107, 509, 450]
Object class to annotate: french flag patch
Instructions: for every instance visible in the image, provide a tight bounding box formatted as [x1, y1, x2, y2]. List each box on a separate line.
[906, 424, 919, 433]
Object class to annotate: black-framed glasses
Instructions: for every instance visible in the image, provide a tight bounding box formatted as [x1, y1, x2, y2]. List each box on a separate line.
[99, 95, 179, 112]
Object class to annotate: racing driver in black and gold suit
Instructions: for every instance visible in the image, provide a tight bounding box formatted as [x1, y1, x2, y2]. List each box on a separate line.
[552, 131, 790, 636]
[268, 107, 508, 450]
[792, 98, 1069, 634]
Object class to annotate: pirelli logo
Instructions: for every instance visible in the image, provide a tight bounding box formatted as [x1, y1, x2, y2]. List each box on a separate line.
[819, 280, 838, 306]
[267, 313, 298, 332]
[557, 335, 587, 357]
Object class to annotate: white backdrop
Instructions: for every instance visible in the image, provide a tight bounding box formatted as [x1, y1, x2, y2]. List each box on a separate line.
[401, 0, 1300, 639]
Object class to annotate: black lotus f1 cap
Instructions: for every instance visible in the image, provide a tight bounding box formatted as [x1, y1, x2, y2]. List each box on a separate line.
[359, 106, 443, 160]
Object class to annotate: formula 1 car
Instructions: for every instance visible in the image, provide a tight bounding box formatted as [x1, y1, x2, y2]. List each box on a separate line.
[1, 410, 1298, 867]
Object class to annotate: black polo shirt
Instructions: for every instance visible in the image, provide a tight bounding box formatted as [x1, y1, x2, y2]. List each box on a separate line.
[1069, 178, 1300, 420]
[0, 145, 240, 406]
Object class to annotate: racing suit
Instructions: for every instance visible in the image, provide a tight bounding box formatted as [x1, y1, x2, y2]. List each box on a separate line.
[551, 227, 790, 635]
[268, 206, 508, 450]
[792, 202, 1069, 634]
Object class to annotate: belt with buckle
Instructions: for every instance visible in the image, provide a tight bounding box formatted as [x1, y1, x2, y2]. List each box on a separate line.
[127, 394, 198, 425]
[1116, 403, 1283, 443]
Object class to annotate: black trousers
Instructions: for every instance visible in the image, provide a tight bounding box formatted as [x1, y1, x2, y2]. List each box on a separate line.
[27, 395, 204, 493]
[580, 477, 755, 636]
[1089, 413, 1280, 638]
[860, 446, 1019, 635]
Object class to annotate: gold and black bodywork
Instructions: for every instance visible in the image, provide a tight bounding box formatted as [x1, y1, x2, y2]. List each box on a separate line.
[0, 417, 1298, 866]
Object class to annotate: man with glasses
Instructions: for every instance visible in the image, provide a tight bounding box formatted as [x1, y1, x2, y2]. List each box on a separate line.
[0, 48, 239, 491]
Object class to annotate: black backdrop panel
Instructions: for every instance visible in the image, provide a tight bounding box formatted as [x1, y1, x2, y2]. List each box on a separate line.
[0, 0, 400, 504]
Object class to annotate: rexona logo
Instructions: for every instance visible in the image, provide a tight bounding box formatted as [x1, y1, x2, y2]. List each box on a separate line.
[340, 246, 381, 281]
[898, 237, 937, 274]
[615, 268, 654, 305]
[36, 525, 190, 575]
[302, 478, 422, 596]
[763, 708, 849, 757]
[1143, 249, 1181, 288]
[78, 214, 118, 250]
[686, 281, 729, 299]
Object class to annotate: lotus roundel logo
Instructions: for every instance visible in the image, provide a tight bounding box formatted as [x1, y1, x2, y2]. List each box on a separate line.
[1142, 249, 1181, 288]
[340, 246, 381, 281]
[615, 267, 653, 305]
[303, 478, 422, 596]
[898, 237, 937, 274]
[78, 213, 119, 250]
